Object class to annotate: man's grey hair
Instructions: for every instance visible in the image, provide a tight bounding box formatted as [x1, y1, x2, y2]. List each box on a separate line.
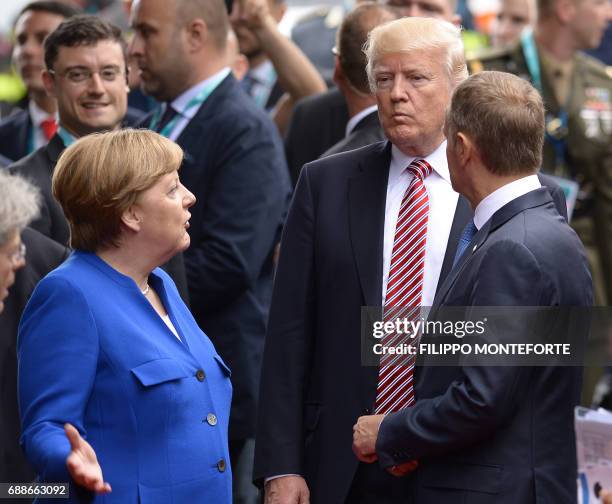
[0, 171, 40, 246]
[364, 16, 468, 92]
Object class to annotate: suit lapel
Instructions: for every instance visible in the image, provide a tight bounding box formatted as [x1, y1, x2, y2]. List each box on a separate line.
[348, 141, 391, 307]
[432, 188, 554, 309]
[175, 74, 234, 157]
[436, 196, 472, 296]
[46, 134, 65, 164]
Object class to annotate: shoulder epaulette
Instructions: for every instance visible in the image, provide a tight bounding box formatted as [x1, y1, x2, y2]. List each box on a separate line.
[575, 52, 612, 80]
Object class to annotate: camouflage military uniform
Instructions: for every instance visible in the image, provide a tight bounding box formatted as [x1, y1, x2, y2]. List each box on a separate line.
[468, 41, 612, 304]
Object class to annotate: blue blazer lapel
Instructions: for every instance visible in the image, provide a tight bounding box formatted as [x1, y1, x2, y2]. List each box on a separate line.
[348, 141, 391, 308]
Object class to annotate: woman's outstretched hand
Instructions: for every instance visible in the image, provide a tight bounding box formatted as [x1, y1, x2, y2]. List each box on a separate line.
[64, 423, 112, 494]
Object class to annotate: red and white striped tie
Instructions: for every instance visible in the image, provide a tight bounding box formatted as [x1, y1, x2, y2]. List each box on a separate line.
[374, 159, 432, 414]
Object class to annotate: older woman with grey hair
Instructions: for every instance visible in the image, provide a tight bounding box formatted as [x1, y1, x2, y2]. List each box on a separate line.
[0, 170, 40, 313]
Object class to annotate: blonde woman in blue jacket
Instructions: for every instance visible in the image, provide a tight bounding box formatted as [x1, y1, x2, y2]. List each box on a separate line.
[18, 129, 232, 503]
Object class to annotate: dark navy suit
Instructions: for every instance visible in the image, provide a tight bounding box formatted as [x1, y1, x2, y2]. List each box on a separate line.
[377, 188, 593, 504]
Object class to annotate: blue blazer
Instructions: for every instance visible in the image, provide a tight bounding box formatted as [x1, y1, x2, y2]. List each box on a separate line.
[18, 251, 232, 503]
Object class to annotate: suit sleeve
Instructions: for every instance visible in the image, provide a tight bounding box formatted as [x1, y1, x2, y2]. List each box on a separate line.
[184, 116, 291, 312]
[253, 165, 316, 484]
[376, 240, 550, 468]
[18, 275, 98, 482]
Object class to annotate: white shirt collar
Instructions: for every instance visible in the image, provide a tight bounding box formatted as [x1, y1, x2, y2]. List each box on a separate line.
[389, 140, 451, 185]
[345, 104, 378, 137]
[28, 99, 55, 126]
[170, 67, 231, 120]
[474, 174, 542, 229]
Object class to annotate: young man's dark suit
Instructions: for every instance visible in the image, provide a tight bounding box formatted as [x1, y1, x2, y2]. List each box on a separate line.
[142, 73, 291, 444]
[254, 139, 568, 502]
[0, 107, 142, 165]
[0, 228, 68, 491]
[377, 188, 592, 503]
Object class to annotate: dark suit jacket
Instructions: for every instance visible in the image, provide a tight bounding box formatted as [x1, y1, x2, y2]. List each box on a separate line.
[0, 109, 31, 164]
[8, 134, 190, 303]
[284, 87, 349, 185]
[254, 141, 471, 502]
[254, 140, 570, 502]
[142, 74, 291, 440]
[377, 188, 592, 504]
[0, 228, 69, 489]
[9, 135, 69, 245]
[320, 109, 385, 158]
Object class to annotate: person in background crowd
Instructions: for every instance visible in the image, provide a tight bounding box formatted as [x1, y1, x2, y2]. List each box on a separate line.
[0, 171, 39, 315]
[18, 129, 233, 503]
[320, 2, 397, 158]
[470, 0, 612, 304]
[284, 0, 460, 185]
[0, 171, 68, 497]
[229, 0, 326, 132]
[0, 1, 80, 163]
[129, 0, 291, 501]
[489, 0, 537, 47]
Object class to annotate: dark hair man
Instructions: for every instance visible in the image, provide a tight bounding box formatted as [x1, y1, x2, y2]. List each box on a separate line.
[0, 1, 80, 163]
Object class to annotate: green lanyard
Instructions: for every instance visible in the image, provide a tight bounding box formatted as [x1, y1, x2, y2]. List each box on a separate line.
[57, 126, 77, 147]
[521, 30, 542, 93]
[149, 69, 229, 138]
[521, 30, 569, 172]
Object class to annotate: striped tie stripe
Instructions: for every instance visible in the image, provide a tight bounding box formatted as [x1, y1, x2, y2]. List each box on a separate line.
[375, 159, 432, 414]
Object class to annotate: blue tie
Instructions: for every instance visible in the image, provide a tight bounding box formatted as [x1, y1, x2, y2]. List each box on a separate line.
[453, 221, 478, 267]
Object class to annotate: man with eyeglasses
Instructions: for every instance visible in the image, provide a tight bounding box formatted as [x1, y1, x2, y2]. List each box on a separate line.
[9, 15, 139, 248]
[9, 15, 187, 301]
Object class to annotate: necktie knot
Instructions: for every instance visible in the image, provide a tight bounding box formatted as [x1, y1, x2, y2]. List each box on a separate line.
[40, 118, 57, 141]
[156, 104, 178, 133]
[407, 159, 433, 180]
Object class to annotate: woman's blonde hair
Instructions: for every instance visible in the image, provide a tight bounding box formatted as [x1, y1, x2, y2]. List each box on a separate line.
[52, 128, 183, 251]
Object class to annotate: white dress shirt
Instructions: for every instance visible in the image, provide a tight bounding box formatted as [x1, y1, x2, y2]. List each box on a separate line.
[383, 141, 459, 307]
[473, 175, 542, 230]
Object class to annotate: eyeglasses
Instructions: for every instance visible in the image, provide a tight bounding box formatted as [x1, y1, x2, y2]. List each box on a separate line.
[7, 243, 26, 267]
[48, 66, 124, 84]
